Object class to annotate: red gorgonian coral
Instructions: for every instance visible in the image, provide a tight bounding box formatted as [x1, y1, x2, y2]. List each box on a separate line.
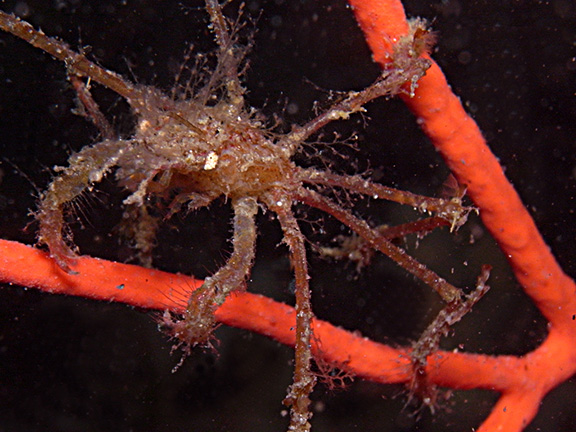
[0, 0, 575, 431]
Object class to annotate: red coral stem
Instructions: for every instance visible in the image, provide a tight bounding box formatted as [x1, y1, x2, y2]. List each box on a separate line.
[2, 2, 576, 430]
[348, 0, 576, 328]
[348, 0, 576, 430]
[0, 238, 510, 387]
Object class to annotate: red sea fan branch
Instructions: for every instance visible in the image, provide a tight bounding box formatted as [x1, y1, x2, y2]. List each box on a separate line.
[0, 239, 529, 389]
[348, 0, 576, 430]
[348, 0, 576, 328]
[1, 1, 575, 431]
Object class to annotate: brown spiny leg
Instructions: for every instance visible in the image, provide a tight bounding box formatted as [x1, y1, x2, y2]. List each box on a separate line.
[279, 54, 430, 155]
[0, 11, 142, 102]
[69, 75, 115, 140]
[318, 217, 450, 272]
[298, 188, 461, 303]
[409, 266, 491, 412]
[299, 169, 473, 230]
[161, 196, 258, 360]
[202, 0, 246, 109]
[117, 203, 159, 268]
[266, 195, 316, 432]
[203, 196, 259, 305]
[376, 217, 451, 239]
[165, 191, 216, 220]
[36, 140, 129, 272]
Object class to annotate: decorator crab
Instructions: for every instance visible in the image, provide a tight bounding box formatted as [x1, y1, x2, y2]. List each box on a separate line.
[0, 2, 490, 430]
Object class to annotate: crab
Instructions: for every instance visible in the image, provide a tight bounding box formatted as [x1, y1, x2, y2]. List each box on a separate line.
[0, 1, 486, 430]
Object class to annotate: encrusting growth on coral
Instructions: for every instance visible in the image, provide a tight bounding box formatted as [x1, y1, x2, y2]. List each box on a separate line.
[0, 2, 491, 430]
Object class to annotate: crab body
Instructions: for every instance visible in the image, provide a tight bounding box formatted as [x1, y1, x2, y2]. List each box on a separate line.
[0, 3, 482, 431]
[117, 97, 297, 206]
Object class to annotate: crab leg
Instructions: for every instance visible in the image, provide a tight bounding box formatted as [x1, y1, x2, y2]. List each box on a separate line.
[202, 0, 246, 109]
[299, 168, 472, 229]
[36, 140, 130, 271]
[265, 195, 316, 432]
[297, 188, 462, 303]
[280, 56, 429, 153]
[0, 11, 143, 102]
[203, 196, 259, 304]
[166, 196, 259, 351]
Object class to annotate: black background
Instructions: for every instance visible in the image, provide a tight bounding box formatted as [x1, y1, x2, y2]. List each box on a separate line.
[0, 0, 575, 431]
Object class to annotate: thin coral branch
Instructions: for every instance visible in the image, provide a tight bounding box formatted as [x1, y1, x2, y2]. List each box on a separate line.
[4, 237, 568, 401]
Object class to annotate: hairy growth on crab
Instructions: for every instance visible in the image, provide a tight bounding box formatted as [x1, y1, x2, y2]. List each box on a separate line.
[0, 2, 490, 431]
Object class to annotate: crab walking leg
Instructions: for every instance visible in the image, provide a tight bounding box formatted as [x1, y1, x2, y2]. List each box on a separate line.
[0, 11, 143, 102]
[36, 140, 130, 271]
[299, 168, 472, 229]
[118, 204, 160, 268]
[280, 58, 429, 154]
[205, 196, 259, 304]
[166, 196, 259, 349]
[266, 196, 316, 432]
[69, 75, 116, 140]
[376, 217, 450, 239]
[0, 10, 172, 119]
[409, 266, 491, 411]
[202, 0, 245, 109]
[297, 188, 461, 303]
